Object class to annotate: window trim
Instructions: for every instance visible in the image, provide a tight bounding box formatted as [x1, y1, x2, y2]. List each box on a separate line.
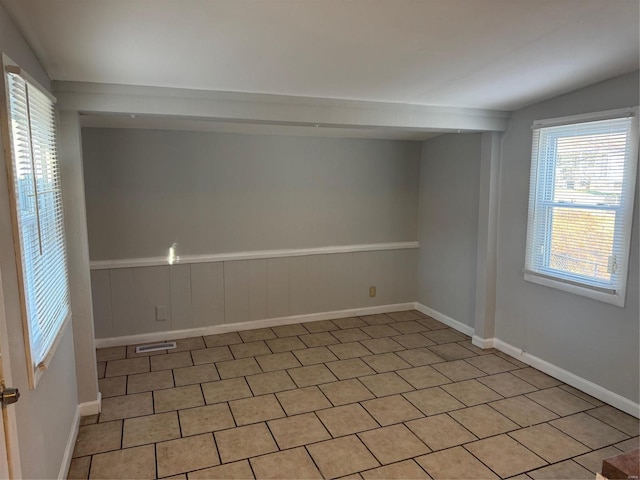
[0, 54, 71, 388]
[524, 107, 639, 307]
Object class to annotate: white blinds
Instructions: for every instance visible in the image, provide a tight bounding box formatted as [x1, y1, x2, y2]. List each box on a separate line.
[525, 112, 637, 301]
[6, 71, 70, 373]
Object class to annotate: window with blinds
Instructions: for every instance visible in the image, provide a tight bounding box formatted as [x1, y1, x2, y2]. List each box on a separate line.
[524, 108, 638, 307]
[3, 63, 70, 387]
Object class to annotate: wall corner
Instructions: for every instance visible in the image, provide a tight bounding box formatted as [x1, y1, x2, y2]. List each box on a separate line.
[58, 110, 100, 404]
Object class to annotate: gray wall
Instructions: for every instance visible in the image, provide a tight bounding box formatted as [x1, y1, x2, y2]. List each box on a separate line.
[0, 3, 79, 478]
[92, 249, 417, 338]
[417, 134, 482, 327]
[83, 129, 420, 337]
[82, 129, 421, 261]
[496, 71, 640, 403]
[0, 5, 49, 89]
[59, 112, 101, 407]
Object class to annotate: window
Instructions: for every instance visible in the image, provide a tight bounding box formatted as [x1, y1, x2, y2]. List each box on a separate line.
[2, 59, 70, 387]
[524, 108, 638, 306]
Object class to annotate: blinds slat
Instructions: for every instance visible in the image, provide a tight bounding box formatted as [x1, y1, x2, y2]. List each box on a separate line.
[525, 112, 637, 301]
[6, 71, 70, 373]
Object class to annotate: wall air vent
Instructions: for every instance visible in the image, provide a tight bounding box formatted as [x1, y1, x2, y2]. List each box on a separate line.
[135, 341, 177, 354]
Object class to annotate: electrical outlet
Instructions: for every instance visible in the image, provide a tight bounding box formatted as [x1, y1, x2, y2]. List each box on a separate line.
[155, 305, 168, 321]
[369, 286, 376, 297]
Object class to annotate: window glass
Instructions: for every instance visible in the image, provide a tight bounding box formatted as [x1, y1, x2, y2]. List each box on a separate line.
[3, 64, 70, 387]
[524, 110, 638, 306]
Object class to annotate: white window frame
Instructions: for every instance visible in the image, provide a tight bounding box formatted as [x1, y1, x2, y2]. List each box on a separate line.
[524, 107, 639, 307]
[0, 55, 71, 388]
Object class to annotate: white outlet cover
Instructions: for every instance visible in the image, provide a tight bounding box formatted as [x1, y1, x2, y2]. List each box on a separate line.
[155, 305, 168, 321]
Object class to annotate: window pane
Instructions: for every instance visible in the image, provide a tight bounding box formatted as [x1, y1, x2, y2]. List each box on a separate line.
[4, 68, 70, 383]
[549, 207, 615, 282]
[554, 132, 626, 206]
[525, 111, 637, 304]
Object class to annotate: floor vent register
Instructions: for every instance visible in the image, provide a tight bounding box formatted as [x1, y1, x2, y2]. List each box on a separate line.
[135, 341, 177, 354]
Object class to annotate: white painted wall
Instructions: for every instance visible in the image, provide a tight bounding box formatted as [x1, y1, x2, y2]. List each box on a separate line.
[82, 129, 421, 261]
[496, 71, 640, 403]
[0, 4, 79, 478]
[417, 133, 482, 327]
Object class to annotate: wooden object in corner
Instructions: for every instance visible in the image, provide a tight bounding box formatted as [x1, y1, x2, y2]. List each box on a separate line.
[601, 448, 639, 480]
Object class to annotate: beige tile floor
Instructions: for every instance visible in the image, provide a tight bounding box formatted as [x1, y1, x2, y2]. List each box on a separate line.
[70, 310, 639, 479]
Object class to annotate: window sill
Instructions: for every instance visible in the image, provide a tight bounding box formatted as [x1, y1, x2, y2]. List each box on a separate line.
[523, 272, 625, 307]
[30, 312, 72, 389]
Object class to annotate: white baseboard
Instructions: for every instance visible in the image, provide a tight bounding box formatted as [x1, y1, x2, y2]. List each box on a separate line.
[59, 394, 102, 479]
[492, 338, 524, 358]
[58, 406, 81, 480]
[79, 392, 102, 416]
[95, 302, 416, 348]
[414, 303, 474, 337]
[415, 304, 639, 419]
[93, 298, 640, 419]
[491, 339, 640, 418]
[471, 335, 496, 349]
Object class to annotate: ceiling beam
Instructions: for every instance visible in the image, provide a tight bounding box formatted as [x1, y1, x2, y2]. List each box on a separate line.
[53, 81, 510, 133]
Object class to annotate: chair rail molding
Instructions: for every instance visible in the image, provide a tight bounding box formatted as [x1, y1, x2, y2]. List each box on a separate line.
[90, 241, 420, 270]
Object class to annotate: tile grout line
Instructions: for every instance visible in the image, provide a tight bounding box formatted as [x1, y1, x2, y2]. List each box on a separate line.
[86, 312, 638, 480]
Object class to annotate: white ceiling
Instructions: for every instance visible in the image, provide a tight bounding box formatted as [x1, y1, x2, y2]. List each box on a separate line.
[3, 0, 638, 113]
